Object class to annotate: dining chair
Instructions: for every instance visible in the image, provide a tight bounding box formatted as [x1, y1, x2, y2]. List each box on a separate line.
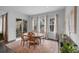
[20, 33, 29, 47]
[28, 32, 39, 48]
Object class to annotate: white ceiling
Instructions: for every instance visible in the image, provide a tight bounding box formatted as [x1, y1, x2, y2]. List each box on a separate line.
[0, 6, 65, 15]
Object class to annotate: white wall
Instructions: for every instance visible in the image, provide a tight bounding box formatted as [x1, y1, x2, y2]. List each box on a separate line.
[0, 9, 8, 16]
[65, 6, 73, 35]
[76, 6, 79, 47]
[65, 6, 79, 47]
[77, 7, 79, 35]
[8, 10, 29, 41]
[0, 16, 2, 33]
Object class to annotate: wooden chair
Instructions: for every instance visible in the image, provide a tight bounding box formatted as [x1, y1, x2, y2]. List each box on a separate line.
[20, 33, 29, 47]
[28, 32, 39, 48]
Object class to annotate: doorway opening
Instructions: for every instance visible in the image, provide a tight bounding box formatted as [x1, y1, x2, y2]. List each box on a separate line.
[16, 18, 27, 38]
[0, 13, 8, 43]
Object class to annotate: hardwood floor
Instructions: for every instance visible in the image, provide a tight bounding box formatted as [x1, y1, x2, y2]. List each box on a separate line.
[5, 39, 58, 53]
[0, 42, 14, 53]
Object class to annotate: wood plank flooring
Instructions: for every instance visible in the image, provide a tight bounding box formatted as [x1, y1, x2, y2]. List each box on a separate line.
[5, 39, 58, 53]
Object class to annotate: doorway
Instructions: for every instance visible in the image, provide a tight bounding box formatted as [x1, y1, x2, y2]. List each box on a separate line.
[0, 13, 8, 43]
[0, 16, 3, 42]
[16, 18, 27, 37]
[2, 13, 8, 43]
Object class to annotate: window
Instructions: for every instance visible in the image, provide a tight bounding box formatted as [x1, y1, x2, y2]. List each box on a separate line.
[32, 16, 38, 32]
[39, 16, 46, 33]
[32, 16, 46, 33]
[49, 18, 55, 32]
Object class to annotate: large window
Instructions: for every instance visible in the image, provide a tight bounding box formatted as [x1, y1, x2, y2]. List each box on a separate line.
[39, 16, 46, 33]
[32, 16, 46, 33]
[48, 15, 57, 33]
[49, 18, 55, 32]
[32, 16, 38, 32]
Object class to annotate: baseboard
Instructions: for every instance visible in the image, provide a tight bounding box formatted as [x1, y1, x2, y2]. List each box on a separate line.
[46, 38, 58, 42]
[8, 40, 16, 43]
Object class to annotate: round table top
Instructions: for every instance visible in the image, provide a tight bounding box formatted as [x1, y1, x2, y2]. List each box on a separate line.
[23, 32, 44, 37]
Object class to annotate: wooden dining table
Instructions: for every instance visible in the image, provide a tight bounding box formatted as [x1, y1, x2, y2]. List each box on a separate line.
[23, 32, 44, 43]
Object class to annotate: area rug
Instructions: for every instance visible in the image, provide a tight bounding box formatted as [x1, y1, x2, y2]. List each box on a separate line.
[5, 39, 58, 53]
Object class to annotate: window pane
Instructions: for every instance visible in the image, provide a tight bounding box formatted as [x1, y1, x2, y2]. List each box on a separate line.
[50, 25, 54, 32]
[40, 16, 47, 33]
[50, 18, 54, 24]
[34, 19, 38, 32]
[40, 17, 45, 33]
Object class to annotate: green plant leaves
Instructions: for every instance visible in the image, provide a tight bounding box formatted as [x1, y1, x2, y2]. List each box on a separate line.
[61, 42, 77, 53]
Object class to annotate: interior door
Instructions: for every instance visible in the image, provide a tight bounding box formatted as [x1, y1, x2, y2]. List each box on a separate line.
[2, 13, 8, 43]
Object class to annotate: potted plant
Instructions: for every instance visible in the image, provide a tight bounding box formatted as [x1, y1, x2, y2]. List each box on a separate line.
[60, 41, 77, 53]
[60, 33, 77, 53]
